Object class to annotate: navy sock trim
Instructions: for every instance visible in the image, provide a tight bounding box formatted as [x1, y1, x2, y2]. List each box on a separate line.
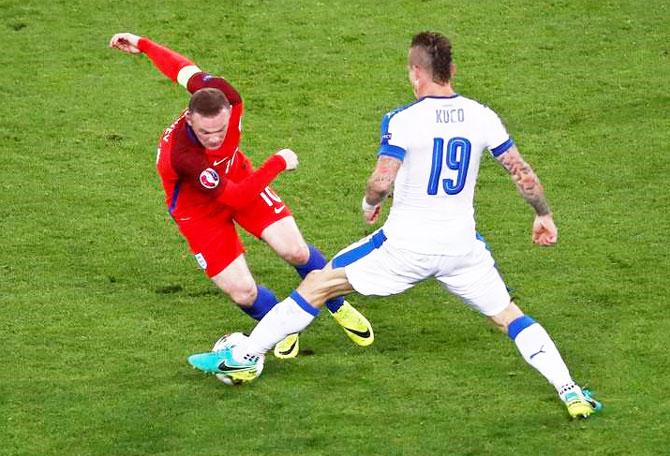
[239, 286, 279, 321]
[325, 295, 344, 313]
[507, 315, 536, 340]
[295, 244, 327, 278]
[290, 290, 320, 317]
[295, 245, 343, 313]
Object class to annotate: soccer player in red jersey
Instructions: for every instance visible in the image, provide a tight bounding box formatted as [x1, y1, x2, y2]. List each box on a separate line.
[109, 33, 373, 357]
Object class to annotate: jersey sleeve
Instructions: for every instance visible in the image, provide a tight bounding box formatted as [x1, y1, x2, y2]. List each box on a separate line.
[171, 148, 286, 210]
[136, 37, 241, 106]
[484, 107, 514, 157]
[377, 111, 408, 161]
[137, 37, 201, 87]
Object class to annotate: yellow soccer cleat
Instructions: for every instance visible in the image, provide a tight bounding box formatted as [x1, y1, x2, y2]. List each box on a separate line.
[273, 333, 300, 359]
[330, 300, 374, 346]
[563, 389, 603, 419]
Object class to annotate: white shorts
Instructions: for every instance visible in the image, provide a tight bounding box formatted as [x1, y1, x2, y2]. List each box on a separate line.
[332, 229, 510, 317]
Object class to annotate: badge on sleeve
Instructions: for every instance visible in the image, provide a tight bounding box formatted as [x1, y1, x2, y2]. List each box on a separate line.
[199, 168, 220, 189]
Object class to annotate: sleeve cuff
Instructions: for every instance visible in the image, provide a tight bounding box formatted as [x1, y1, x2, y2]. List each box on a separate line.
[377, 144, 406, 161]
[267, 154, 287, 172]
[137, 37, 152, 53]
[490, 138, 514, 157]
[176, 65, 201, 88]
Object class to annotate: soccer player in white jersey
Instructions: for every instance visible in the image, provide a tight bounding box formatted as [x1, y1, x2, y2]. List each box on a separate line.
[188, 31, 602, 419]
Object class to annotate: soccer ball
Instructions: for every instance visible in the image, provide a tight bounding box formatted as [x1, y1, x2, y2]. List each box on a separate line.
[211, 332, 264, 385]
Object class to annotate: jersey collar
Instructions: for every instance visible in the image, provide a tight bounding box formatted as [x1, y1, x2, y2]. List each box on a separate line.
[419, 94, 460, 100]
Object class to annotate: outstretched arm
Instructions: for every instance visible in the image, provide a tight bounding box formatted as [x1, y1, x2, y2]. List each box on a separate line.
[109, 32, 241, 103]
[216, 151, 295, 209]
[109, 32, 199, 88]
[495, 145, 557, 246]
[362, 156, 402, 224]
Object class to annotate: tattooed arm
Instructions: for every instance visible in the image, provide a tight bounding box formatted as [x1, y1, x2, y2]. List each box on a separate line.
[362, 156, 402, 224]
[496, 145, 558, 246]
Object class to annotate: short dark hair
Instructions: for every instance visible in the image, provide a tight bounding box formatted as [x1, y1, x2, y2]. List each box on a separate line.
[188, 88, 231, 117]
[410, 31, 453, 83]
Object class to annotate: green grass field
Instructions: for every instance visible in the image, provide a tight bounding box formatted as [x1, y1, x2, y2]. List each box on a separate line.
[2, 0, 669, 454]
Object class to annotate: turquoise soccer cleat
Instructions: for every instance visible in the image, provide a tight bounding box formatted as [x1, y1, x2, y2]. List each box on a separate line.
[582, 389, 603, 413]
[188, 347, 259, 377]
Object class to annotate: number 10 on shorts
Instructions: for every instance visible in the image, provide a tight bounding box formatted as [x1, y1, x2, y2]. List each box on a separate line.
[260, 187, 283, 207]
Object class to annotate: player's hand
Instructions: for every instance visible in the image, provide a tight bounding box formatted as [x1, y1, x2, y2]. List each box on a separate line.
[363, 206, 381, 224]
[532, 214, 558, 246]
[275, 148, 298, 171]
[362, 197, 382, 225]
[109, 33, 142, 54]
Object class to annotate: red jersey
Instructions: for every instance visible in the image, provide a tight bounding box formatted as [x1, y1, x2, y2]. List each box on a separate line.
[137, 38, 285, 222]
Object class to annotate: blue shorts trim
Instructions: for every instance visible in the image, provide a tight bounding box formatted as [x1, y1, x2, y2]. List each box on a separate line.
[475, 231, 492, 251]
[332, 230, 387, 269]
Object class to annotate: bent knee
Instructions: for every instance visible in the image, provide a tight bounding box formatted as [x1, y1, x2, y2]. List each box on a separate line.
[280, 243, 310, 266]
[217, 282, 258, 307]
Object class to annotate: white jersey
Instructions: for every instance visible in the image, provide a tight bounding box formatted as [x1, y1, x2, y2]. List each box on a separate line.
[378, 95, 513, 255]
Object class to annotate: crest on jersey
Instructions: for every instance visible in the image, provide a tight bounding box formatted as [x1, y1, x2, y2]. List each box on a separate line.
[199, 168, 220, 189]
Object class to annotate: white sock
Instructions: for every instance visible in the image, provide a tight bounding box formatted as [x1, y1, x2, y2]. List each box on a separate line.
[234, 291, 319, 359]
[510, 317, 574, 393]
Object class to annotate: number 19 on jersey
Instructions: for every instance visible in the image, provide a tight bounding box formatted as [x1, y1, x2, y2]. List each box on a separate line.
[427, 137, 471, 195]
